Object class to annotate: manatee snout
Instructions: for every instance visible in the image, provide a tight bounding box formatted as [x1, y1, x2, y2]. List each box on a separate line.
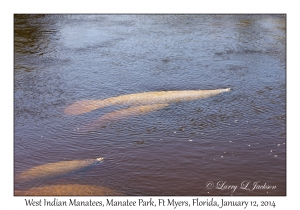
[96, 157, 104, 162]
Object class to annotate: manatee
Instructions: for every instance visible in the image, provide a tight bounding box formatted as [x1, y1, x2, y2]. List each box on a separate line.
[80, 103, 169, 131]
[14, 184, 124, 196]
[64, 88, 231, 116]
[16, 158, 104, 182]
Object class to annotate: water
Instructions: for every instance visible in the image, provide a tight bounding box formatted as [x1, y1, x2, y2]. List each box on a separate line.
[14, 14, 286, 196]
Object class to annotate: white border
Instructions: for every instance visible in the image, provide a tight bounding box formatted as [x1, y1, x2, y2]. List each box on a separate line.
[2, 1, 298, 209]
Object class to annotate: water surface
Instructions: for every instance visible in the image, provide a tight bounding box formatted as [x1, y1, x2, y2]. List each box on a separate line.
[14, 14, 286, 195]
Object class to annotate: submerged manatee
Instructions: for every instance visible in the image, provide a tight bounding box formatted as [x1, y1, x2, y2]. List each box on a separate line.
[14, 184, 124, 196]
[16, 158, 104, 182]
[64, 88, 231, 115]
[80, 104, 169, 131]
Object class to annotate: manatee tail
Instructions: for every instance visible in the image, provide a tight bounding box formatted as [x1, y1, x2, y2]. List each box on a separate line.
[64, 99, 107, 115]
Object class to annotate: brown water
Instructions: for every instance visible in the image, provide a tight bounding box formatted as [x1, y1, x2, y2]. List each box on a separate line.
[14, 14, 286, 196]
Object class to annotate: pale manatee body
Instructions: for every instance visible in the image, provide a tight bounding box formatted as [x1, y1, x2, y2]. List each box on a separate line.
[16, 158, 104, 182]
[64, 88, 231, 116]
[80, 104, 169, 131]
[14, 184, 124, 196]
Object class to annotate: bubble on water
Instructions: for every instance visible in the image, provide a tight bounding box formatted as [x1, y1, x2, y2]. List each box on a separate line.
[274, 155, 278, 157]
[188, 139, 193, 142]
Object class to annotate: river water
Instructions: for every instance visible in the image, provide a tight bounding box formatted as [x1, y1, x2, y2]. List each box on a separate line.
[14, 14, 286, 196]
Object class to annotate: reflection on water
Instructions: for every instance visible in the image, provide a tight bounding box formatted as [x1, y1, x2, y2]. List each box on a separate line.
[14, 14, 286, 196]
